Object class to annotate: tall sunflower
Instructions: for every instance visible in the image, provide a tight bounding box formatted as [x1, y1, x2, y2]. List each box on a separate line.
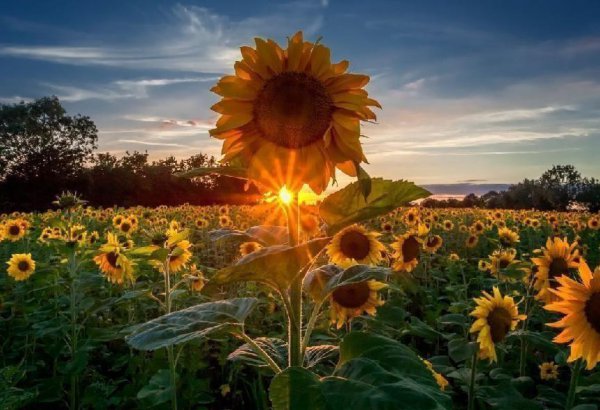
[210, 31, 380, 193]
[6, 253, 36, 281]
[545, 260, 600, 370]
[329, 280, 387, 329]
[326, 224, 385, 267]
[532, 237, 579, 303]
[470, 287, 526, 362]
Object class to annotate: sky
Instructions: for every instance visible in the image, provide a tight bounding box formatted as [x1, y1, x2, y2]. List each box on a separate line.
[1, 0, 599, 188]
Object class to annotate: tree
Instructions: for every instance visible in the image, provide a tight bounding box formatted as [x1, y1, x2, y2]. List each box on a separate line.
[577, 177, 600, 212]
[0, 96, 97, 181]
[538, 165, 582, 211]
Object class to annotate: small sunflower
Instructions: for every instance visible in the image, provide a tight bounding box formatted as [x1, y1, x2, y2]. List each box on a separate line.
[545, 260, 600, 370]
[391, 233, 422, 272]
[3, 219, 28, 241]
[210, 31, 380, 193]
[465, 234, 479, 248]
[329, 280, 387, 329]
[423, 235, 443, 254]
[240, 241, 263, 256]
[442, 220, 454, 231]
[539, 361, 559, 381]
[327, 224, 385, 267]
[489, 248, 518, 279]
[93, 232, 134, 285]
[498, 227, 520, 247]
[532, 237, 580, 303]
[588, 217, 599, 230]
[470, 287, 526, 362]
[6, 253, 36, 281]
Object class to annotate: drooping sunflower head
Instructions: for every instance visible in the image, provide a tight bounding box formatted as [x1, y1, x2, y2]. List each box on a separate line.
[6, 253, 36, 281]
[391, 233, 422, 273]
[532, 237, 580, 304]
[327, 224, 385, 267]
[498, 227, 520, 247]
[545, 260, 600, 370]
[168, 240, 193, 273]
[93, 233, 134, 285]
[210, 31, 380, 194]
[329, 280, 387, 329]
[470, 287, 526, 362]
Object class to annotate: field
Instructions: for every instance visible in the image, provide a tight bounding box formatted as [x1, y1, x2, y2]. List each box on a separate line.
[2, 197, 600, 410]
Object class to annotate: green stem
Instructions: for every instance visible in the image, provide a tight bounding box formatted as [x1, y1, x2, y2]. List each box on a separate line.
[163, 258, 178, 410]
[239, 332, 282, 374]
[301, 299, 325, 356]
[286, 196, 302, 368]
[68, 252, 79, 410]
[566, 359, 583, 410]
[467, 351, 478, 410]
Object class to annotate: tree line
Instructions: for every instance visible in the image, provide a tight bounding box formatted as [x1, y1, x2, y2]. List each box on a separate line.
[422, 165, 600, 212]
[0, 96, 258, 212]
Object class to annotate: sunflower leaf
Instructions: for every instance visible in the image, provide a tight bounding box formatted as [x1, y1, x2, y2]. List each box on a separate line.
[320, 178, 430, 234]
[228, 337, 287, 369]
[207, 237, 331, 293]
[321, 265, 390, 299]
[125, 298, 258, 351]
[355, 162, 371, 199]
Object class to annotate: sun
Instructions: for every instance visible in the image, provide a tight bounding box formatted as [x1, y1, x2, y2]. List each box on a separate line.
[278, 186, 293, 205]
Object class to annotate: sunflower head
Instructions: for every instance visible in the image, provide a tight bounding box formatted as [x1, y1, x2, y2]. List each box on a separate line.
[545, 260, 600, 370]
[532, 237, 580, 303]
[470, 287, 526, 362]
[327, 224, 385, 267]
[329, 280, 387, 329]
[391, 233, 422, 272]
[210, 31, 380, 194]
[539, 362, 559, 381]
[240, 241, 263, 256]
[6, 253, 36, 281]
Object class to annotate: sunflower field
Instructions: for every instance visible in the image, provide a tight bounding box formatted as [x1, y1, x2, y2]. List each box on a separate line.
[2, 32, 600, 410]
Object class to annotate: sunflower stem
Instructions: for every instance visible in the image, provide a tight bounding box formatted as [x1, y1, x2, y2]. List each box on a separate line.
[286, 195, 303, 368]
[467, 351, 478, 410]
[163, 257, 178, 410]
[566, 359, 583, 409]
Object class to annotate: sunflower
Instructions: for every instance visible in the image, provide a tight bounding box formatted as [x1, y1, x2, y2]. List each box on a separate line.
[6, 253, 36, 281]
[240, 241, 263, 256]
[93, 232, 134, 285]
[539, 362, 559, 381]
[329, 280, 387, 329]
[210, 31, 380, 194]
[423, 235, 443, 254]
[168, 240, 193, 273]
[588, 217, 599, 230]
[187, 265, 206, 292]
[470, 287, 526, 362]
[391, 233, 422, 272]
[471, 221, 485, 235]
[327, 224, 385, 267]
[498, 227, 520, 247]
[119, 219, 135, 235]
[3, 218, 28, 241]
[532, 237, 580, 304]
[219, 215, 232, 227]
[404, 209, 420, 226]
[489, 248, 518, 279]
[465, 234, 479, 248]
[442, 220, 454, 231]
[195, 218, 209, 229]
[112, 215, 124, 227]
[545, 260, 600, 370]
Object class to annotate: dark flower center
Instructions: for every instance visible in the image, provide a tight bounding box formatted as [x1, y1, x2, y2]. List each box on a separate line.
[402, 235, 420, 262]
[487, 307, 512, 343]
[254, 72, 333, 149]
[120, 222, 131, 232]
[339, 230, 371, 260]
[106, 252, 119, 268]
[548, 257, 569, 281]
[499, 258, 510, 269]
[585, 292, 600, 334]
[332, 282, 371, 309]
[8, 225, 21, 236]
[17, 260, 30, 271]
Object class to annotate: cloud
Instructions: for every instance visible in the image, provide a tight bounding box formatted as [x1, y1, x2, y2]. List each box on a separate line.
[0, 96, 33, 104]
[0, 4, 326, 73]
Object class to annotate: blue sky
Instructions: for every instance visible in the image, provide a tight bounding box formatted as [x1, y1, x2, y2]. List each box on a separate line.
[1, 0, 599, 186]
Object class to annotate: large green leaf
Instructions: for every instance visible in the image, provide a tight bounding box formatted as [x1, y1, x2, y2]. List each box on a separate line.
[125, 298, 258, 351]
[319, 178, 430, 234]
[209, 225, 288, 246]
[270, 367, 330, 410]
[208, 237, 331, 293]
[176, 166, 247, 180]
[321, 265, 390, 299]
[269, 332, 451, 410]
